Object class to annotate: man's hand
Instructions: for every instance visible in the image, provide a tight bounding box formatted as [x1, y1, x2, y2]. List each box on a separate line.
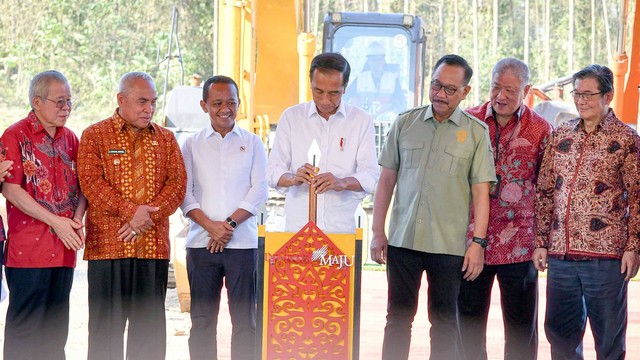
[0, 160, 13, 182]
[291, 163, 317, 186]
[313, 172, 347, 194]
[129, 205, 159, 233]
[532, 248, 548, 272]
[621, 250, 639, 280]
[73, 217, 85, 243]
[370, 232, 388, 265]
[51, 216, 84, 250]
[117, 222, 138, 242]
[205, 221, 234, 253]
[462, 243, 484, 281]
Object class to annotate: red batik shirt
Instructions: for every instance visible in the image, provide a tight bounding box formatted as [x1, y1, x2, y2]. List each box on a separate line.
[535, 109, 640, 259]
[467, 103, 552, 265]
[0, 111, 81, 268]
[78, 110, 186, 260]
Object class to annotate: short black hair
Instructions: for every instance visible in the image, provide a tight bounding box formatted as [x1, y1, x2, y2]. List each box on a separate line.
[202, 75, 239, 101]
[309, 52, 351, 88]
[433, 54, 473, 86]
[572, 64, 613, 94]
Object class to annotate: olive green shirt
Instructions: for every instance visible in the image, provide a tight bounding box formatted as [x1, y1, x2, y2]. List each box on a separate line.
[379, 105, 497, 256]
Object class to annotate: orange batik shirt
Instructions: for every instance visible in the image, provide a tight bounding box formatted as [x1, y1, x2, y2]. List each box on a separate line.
[78, 110, 186, 260]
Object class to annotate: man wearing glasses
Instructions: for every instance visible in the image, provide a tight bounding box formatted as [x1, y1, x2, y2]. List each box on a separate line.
[533, 64, 640, 359]
[458, 58, 552, 360]
[0, 70, 87, 360]
[370, 54, 496, 360]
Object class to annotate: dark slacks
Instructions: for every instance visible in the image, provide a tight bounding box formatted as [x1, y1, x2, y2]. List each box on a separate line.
[458, 260, 538, 360]
[87, 258, 169, 360]
[187, 247, 257, 360]
[3, 266, 74, 360]
[382, 245, 464, 360]
[545, 258, 627, 360]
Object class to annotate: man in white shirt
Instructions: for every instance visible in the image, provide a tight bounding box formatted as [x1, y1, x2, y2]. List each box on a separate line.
[180, 75, 268, 360]
[266, 52, 379, 234]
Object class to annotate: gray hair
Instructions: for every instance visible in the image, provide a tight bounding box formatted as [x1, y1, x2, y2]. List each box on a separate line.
[118, 72, 155, 94]
[29, 70, 69, 108]
[492, 58, 530, 87]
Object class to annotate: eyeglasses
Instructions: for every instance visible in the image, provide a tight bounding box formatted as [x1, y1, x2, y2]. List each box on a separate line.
[46, 98, 74, 109]
[570, 91, 602, 101]
[430, 80, 459, 96]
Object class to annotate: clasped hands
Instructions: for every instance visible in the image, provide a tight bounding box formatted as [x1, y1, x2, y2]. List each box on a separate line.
[291, 163, 346, 193]
[118, 205, 159, 242]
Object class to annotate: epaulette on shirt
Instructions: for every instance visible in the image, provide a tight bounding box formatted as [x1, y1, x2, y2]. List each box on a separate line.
[398, 104, 430, 116]
[462, 109, 490, 130]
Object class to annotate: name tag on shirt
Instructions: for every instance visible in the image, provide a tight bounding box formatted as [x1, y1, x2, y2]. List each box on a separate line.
[108, 149, 126, 155]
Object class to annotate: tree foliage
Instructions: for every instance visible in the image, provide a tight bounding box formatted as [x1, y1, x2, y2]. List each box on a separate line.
[0, 0, 636, 124]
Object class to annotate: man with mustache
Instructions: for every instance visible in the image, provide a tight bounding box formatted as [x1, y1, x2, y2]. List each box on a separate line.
[78, 72, 187, 360]
[371, 54, 496, 360]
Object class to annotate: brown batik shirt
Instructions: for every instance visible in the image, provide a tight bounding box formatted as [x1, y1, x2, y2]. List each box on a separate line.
[78, 109, 186, 260]
[535, 109, 640, 259]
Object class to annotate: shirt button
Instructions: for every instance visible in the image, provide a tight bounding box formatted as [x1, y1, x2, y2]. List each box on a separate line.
[18, 251, 22, 255]
[423, 183, 428, 188]
[417, 219, 423, 224]
[51, 254, 56, 257]
[420, 201, 426, 206]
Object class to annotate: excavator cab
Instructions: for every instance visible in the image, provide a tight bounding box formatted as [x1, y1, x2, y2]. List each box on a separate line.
[323, 12, 426, 155]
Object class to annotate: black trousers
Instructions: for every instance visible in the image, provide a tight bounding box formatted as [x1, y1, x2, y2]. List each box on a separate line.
[458, 261, 538, 360]
[187, 247, 257, 360]
[87, 258, 169, 360]
[3, 266, 74, 360]
[382, 245, 465, 360]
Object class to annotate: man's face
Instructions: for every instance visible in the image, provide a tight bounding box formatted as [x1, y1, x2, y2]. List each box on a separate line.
[33, 80, 72, 133]
[490, 69, 530, 119]
[200, 82, 239, 132]
[429, 64, 470, 121]
[117, 78, 157, 130]
[311, 69, 345, 120]
[573, 77, 612, 123]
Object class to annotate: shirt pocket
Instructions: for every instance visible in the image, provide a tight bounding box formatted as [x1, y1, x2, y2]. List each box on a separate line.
[440, 145, 472, 175]
[400, 141, 424, 169]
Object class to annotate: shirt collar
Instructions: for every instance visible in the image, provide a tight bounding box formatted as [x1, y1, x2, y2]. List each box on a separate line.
[111, 108, 156, 134]
[573, 108, 616, 133]
[26, 111, 50, 136]
[425, 105, 463, 126]
[307, 100, 347, 120]
[484, 102, 525, 124]
[204, 122, 241, 138]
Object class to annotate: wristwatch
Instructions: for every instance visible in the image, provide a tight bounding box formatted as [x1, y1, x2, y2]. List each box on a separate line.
[225, 217, 237, 229]
[472, 236, 488, 248]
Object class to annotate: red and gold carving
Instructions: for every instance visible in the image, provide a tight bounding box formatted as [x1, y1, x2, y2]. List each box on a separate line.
[264, 222, 353, 359]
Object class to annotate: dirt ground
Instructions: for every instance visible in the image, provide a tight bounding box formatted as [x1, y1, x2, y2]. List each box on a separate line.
[1, 258, 639, 359]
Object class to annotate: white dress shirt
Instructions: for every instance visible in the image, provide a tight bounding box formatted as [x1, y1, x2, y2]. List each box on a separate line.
[181, 123, 268, 248]
[266, 100, 379, 233]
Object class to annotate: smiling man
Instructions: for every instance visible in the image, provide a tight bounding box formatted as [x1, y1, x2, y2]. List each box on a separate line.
[458, 58, 552, 360]
[266, 52, 379, 234]
[370, 54, 496, 360]
[0, 70, 86, 360]
[78, 72, 186, 360]
[533, 64, 640, 359]
[180, 75, 268, 359]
